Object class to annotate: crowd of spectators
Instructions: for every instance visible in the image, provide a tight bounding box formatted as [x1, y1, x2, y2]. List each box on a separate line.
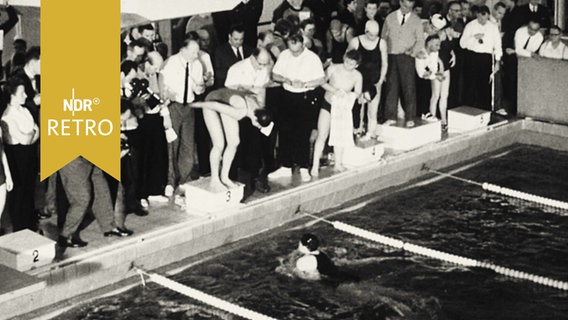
[0, 0, 565, 258]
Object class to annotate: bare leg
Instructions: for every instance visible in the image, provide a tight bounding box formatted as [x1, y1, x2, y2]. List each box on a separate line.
[219, 113, 240, 189]
[367, 91, 381, 138]
[439, 71, 450, 125]
[0, 184, 6, 221]
[311, 109, 330, 177]
[202, 109, 227, 192]
[189, 100, 247, 120]
[359, 101, 366, 133]
[430, 79, 442, 118]
[334, 147, 346, 171]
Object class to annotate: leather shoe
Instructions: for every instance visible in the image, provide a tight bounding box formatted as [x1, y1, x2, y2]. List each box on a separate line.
[254, 179, 270, 193]
[57, 235, 88, 248]
[104, 227, 133, 237]
[133, 207, 149, 216]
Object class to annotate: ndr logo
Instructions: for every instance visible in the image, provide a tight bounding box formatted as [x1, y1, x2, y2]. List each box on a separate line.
[63, 88, 100, 116]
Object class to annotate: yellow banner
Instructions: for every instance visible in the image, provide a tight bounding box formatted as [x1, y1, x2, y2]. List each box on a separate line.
[41, 0, 120, 180]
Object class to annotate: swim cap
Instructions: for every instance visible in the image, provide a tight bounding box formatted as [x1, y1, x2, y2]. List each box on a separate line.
[254, 109, 273, 127]
[365, 20, 380, 35]
[430, 14, 447, 30]
[301, 233, 320, 252]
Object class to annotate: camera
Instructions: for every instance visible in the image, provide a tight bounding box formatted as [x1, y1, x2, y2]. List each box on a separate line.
[129, 78, 163, 108]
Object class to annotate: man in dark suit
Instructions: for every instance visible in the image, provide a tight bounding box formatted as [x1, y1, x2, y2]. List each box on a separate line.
[212, 0, 264, 48]
[511, 0, 551, 31]
[214, 24, 254, 88]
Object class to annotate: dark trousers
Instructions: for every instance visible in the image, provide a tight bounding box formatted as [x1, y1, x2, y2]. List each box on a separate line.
[194, 108, 212, 176]
[462, 50, 493, 111]
[278, 90, 319, 169]
[5, 144, 37, 232]
[58, 158, 114, 238]
[121, 150, 141, 212]
[502, 53, 518, 115]
[416, 76, 432, 117]
[168, 102, 196, 187]
[385, 54, 417, 122]
[263, 87, 281, 173]
[448, 48, 465, 109]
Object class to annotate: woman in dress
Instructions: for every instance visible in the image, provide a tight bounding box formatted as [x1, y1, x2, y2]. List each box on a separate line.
[1, 77, 39, 232]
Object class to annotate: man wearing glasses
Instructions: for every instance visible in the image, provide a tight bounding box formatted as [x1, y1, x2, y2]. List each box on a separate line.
[538, 26, 567, 60]
[512, 19, 544, 58]
[224, 47, 273, 196]
[459, 5, 502, 112]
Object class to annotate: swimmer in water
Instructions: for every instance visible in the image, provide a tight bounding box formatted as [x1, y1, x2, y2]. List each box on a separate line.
[277, 233, 359, 282]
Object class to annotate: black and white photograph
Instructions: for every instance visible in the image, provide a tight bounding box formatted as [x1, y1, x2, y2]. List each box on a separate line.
[0, 0, 567, 319]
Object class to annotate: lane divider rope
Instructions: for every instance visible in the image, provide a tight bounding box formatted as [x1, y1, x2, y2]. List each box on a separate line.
[302, 213, 568, 291]
[136, 269, 277, 320]
[422, 165, 568, 212]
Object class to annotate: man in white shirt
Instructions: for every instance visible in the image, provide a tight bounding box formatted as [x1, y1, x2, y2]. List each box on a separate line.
[225, 48, 273, 195]
[512, 19, 544, 58]
[270, 32, 325, 182]
[460, 5, 502, 111]
[539, 25, 568, 60]
[159, 38, 202, 196]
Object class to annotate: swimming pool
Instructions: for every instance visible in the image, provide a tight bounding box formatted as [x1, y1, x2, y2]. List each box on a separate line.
[53, 145, 568, 320]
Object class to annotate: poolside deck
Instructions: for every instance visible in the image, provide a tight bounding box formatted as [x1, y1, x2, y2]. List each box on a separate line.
[2, 117, 568, 319]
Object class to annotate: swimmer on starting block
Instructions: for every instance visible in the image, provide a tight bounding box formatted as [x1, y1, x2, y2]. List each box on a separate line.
[189, 88, 272, 192]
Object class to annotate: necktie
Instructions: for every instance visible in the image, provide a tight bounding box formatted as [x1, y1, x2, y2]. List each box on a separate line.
[236, 47, 243, 60]
[523, 35, 532, 49]
[401, 13, 406, 26]
[183, 62, 189, 105]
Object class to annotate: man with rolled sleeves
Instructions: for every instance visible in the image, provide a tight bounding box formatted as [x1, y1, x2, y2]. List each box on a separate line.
[381, 0, 425, 127]
[159, 38, 203, 196]
[460, 5, 502, 111]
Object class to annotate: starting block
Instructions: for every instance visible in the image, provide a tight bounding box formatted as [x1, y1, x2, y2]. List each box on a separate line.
[377, 119, 441, 151]
[0, 230, 56, 271]
[448, 106, 490, 132]
[343, 139, 385, 167]
[183, 177, 244, 213]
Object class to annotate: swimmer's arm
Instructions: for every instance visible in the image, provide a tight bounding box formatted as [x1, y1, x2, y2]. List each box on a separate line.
[2, 149, 12, 191]
[345, 26, 355, 44]
[321, 66, 339, 94]
[346, 36, 359, 52]
[378, 39, 388, 85]
[354, 71, 363, 96]
[326, 30, 333, 56]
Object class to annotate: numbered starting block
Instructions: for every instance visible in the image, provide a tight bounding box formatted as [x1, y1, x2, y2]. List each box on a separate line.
[0, 230, 56, 271]
[343, 139, 385, 167]
[184, 177, 244, 213]
[448, 106, 490, 132]
[377, 119, 441, 151]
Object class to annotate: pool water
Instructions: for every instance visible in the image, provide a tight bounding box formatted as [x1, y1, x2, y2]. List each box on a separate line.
[55, 145, 568, 320]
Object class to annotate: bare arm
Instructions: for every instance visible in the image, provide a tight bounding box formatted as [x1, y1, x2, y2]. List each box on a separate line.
[378, 39, 388, 84]
[346, 36, 359, 52]
[1, 148, 12, 191]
